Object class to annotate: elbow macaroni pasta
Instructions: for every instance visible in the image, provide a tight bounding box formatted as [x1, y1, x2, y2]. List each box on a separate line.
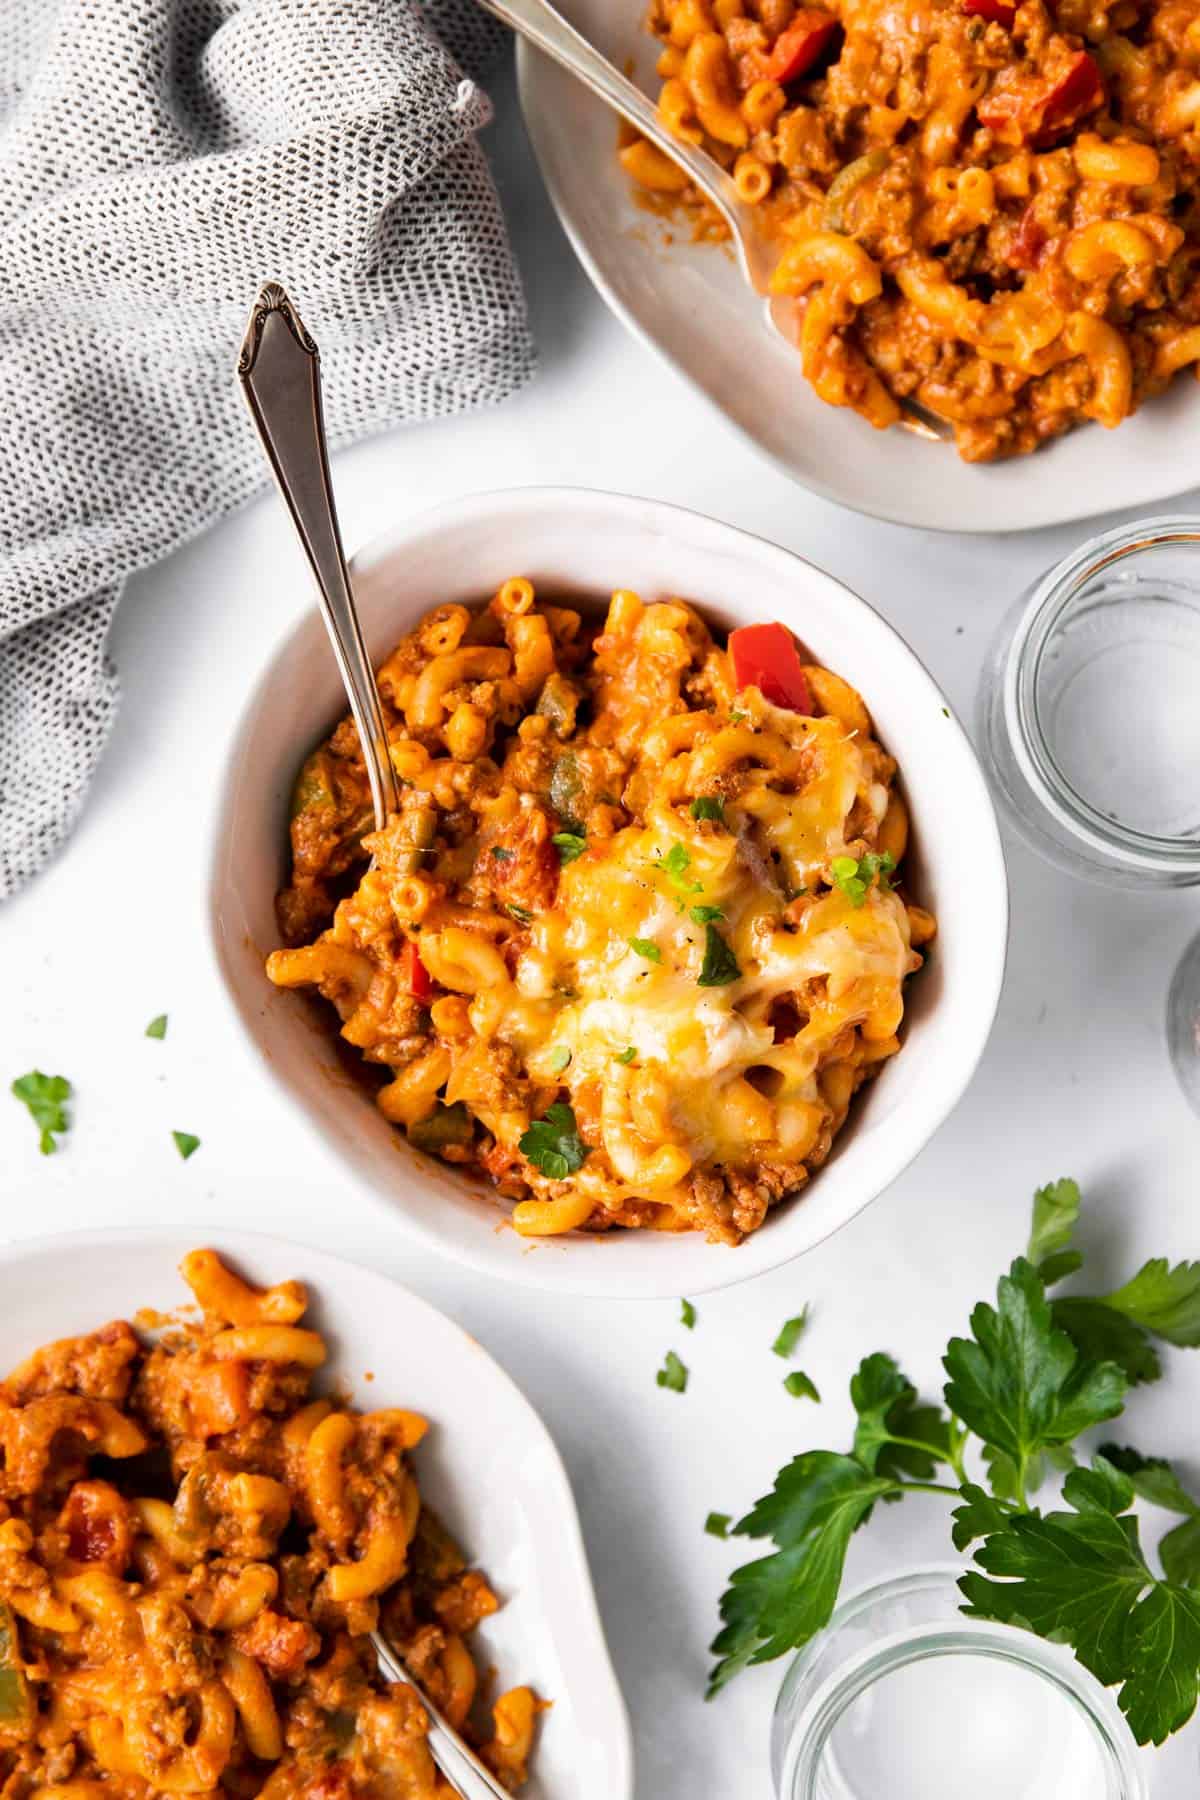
[268, 583, 934, 1247]
[0, 1253, 539, 1796]
[621, 0, 1200, 460]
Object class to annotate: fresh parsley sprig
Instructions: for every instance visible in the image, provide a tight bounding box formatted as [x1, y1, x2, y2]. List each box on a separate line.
[518, 1103, 589, 1180]
[707, 1179, 1200, 1745]
[11, 1071, 72, 1155]
[830, 850, 895, 908]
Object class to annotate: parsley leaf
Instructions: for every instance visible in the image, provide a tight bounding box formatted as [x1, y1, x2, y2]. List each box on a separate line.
[616, 1046, 637, 1064]
[508, 904, 534, 925]
[657, 1350, 688, 1393]
[681, 1298, 697, 1329]
[552, 831, 587, 864]
[145, 1014, 168, 1041]
[1027, 1177, 1082, 1283]
[943, 1258, 1126, 1505]
[772, 1310, 809, 1358]
[548, 1046, 572, 1074]
[1097, 1446, 1200, 1585]
[697, 923, 741, 987]
[705, 1511, 731, 1538]
[962, 1461, 1200, 1746]
[629, 937, 662, 963]
[690, 904, 725, 924]
[708, 1452, 895, 1694]
[658, 842, 703, 904]
[691, 796, 726, 823]
[172, 1131, 201, 1161]
[518, 1103, 589, 1180]
[1098, 1259, 1200, 1348]
[1050, 1297, 1162, 1387]
[784, 1371, 820, 1401]
[490, 846, 513, 861]
[11, 1071, 72, 1155]
[830, 850, 895, 908]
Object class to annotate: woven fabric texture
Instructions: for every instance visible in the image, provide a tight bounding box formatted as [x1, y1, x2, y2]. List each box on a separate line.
[0, 0, 534, 899]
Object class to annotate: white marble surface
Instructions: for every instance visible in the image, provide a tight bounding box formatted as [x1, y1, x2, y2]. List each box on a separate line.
[3, 58, 1199, 1800]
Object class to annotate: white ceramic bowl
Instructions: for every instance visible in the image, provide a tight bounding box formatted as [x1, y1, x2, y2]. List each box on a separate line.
[516, 4, 1200, 533]
[0, 1229, 632, 1800]
[210, 487, 1008, 1297]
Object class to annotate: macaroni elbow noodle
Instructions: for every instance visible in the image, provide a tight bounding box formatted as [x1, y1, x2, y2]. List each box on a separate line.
[268, 587, 934, 1248]
[0, 1251, 541, 1795]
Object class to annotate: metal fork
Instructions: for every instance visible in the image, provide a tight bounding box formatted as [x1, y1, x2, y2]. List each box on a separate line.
[480, 0, 949, 440]
[370, 1629, 514, 1800]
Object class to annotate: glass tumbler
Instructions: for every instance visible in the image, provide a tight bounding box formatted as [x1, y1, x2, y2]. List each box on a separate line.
[977, 516, 1200, 1113]
[770, 1568, 1146, 1800]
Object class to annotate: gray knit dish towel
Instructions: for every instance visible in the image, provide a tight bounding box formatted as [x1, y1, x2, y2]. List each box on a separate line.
[0, 0, 535, 899]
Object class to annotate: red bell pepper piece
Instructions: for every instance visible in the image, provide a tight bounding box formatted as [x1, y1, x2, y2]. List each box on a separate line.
[765, 10, 840, 83]
[962, 0, 1015, 21]
[729, 623, 812, 713]
[402, 940, 433, 1004]
[1008, 203, 1048, 270]
[978, 49, 1103, 143]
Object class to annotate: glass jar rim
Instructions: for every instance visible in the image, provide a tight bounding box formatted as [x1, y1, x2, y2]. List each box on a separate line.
[1002, 514, 1200, 877]
[772, 1565, 1146, 1800]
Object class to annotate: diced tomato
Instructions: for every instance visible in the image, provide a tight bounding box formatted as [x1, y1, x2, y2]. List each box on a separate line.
[59, 1482, 132, 1573]
[765, 10, 840, 83]
[729, 623, 812, 713]
[1008, 203, 1048, 270]
[402, 939, 433, 1004]
[962, 0, 1015, 21]
[978, 49, 1103, 143]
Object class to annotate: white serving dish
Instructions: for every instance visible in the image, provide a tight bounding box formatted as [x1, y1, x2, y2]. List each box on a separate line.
[0, 1229, 633, 1800]
[210, 486, 1008, 1297]
[516, 5, 1199, 534]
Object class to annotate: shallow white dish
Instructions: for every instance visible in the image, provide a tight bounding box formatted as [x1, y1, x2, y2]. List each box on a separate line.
[516, 4, 1199, 533]
[211, 486, 1007, 1297]
[0, 1228, 632, 1800]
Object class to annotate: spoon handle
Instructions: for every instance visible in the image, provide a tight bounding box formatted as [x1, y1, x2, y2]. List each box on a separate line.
[480, 0, 753, 263]
[238, 283, 400, 831]
[370, 1630, 513, 1800]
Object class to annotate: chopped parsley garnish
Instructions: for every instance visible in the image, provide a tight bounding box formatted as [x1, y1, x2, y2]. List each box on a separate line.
[729, 709, 747, 724]
[681, 1298, 697, 1329]
[145, 1014, 168, 1040]
[490, 846, 513, 861]
[784, 1370, 821, 1402]
[697, 923, 741, 987]
[508, 904, 534, 925]
[830, 851, 895, 908]
[705, 1512, 732, 1539]
[690, 795, 726, 823]
[656, 1350, 689, 1393]
[657, 842, 703, 907]
[552, 831, 587, 864]
[690, 904, 724, 925]
[548, 1046, 572, 1074]
[11, 1071, 71, 1155]
[772, 1309, 810, 1358]
[629, 938, 662, 963]
[172, 1131, 201, 1161]
[616, 1046, 637, 1065]
[518, 1103, 589, 1180]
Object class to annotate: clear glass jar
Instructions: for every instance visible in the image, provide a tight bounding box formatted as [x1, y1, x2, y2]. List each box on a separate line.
[771, 1567, 1146, 1800]
[977, 516, 1200, 889]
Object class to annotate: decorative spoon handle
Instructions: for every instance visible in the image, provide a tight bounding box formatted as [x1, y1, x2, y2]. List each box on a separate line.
[238, 283, 400, 831]
[370, 1630, 513, 1800]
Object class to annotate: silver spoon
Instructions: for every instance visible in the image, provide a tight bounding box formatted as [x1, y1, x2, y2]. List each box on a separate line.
[480, 0, 948, 441]
[237, 282, 400, 834]
[370, 1629, 514, 1800]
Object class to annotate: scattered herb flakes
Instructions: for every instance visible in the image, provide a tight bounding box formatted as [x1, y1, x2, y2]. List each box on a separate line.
[830, 851, 896, 908]
[172, 1131, 201, 1161]
[552, 831, 587, 865]
[145, 1015, 168, 1040]
[705, 1512, 732, 1539]
[518, 1103, 589, 1180]
[11, 1071, 72, 1156]
[548, 1046, 572, 1074]
[691, 796, 726, 823]
[690, 905, 724, 925]
[629, 937, 662, 963]
[490, 846, 513, 862]
[772, 1309, 810, 1359]
[658, 842, 703, 904]
[697, 923, 741, 987]
[508, 904, 534, 925]
[616, 1046, 637, 1065]
[657, 1350, 689, 1393]
[681, 1298, 697, 1330]
[784, 1371, 821, 1402]
[729, 709, 747, 724]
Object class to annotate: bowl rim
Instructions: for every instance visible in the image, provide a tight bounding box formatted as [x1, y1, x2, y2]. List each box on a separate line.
[0, 1223, 636, 1800]
[208, 482, 1009, 1298]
